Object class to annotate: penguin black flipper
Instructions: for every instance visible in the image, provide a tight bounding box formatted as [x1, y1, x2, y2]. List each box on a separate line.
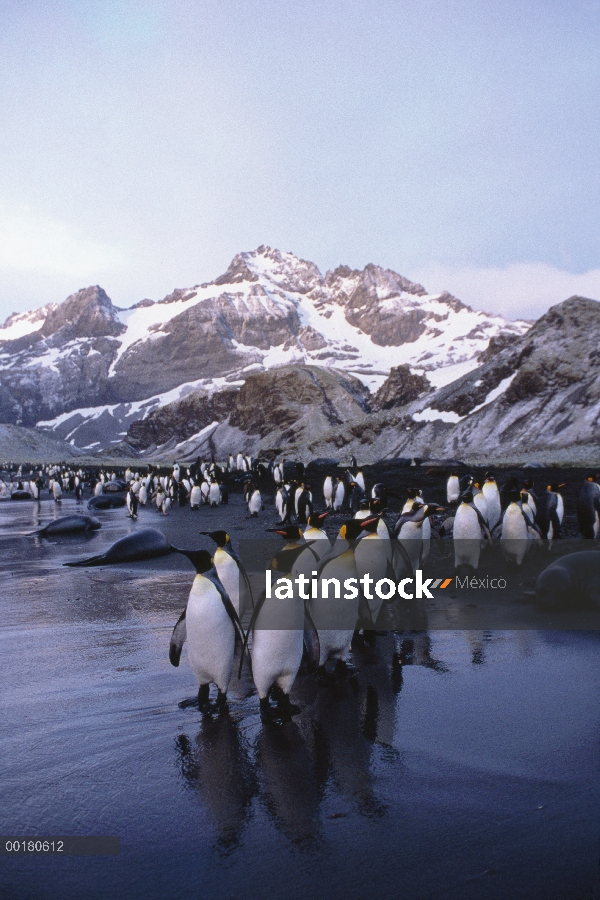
[468, 503, 493, 542]
[392, 540, 414, 578]
[302, 606, 320, 673]
[204, 568, 245, 644]
[239, 589, 267, 679]
[169, 608, 187, 667]
[226, 544, 255, 611]
[550, 508, 561, 539]
[520, 506, 543, 537]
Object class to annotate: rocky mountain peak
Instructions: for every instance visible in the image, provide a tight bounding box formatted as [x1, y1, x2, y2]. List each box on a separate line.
[214, 246, 324, 294]
[40, 286, 125, 341]
[528, 295, 600, 338]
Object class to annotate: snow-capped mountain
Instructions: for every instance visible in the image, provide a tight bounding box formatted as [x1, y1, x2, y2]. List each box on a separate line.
[0, 246, 528, 451]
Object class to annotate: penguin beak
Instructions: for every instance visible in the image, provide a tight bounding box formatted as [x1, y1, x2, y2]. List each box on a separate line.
[170, 546, 213, 574]
[360, 515, 381, 530]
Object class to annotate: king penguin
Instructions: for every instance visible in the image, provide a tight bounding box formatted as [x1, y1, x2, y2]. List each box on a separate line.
[200, 530, 253, 619]
[535, 483, 565, 540]
[311, 519, 364, 681]
[500, 490, 540, 565]
[446, 472, 460, 504]
[169, 548, 244, 715]
[303, 513, 331, 559]
[482, 473, 502, 531]
[452, 490, 491, 573]
[577, 474, 600, 539]
[323, 475, 334, 509]
[244, 531, 320, 723]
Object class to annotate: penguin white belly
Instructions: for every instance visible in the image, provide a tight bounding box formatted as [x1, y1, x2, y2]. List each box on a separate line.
[356, 472, 365, 491]
[453, 505, 481, 570]
[323, 477, 333, 508]
[447, 476, 460, 504]
[526, 494, 537, 517]
[52, 482, 62, 499]
[275, 491, 285, 520]
[294, 488, 302, 515]
[354, 534, 389, 622]
[398, 521, 423, 572]
[557, 495, 564, 524]
[251, 628, 304, 698]
[201, 482, 209, 503]
[333, 484, 345, 511]
[313, 549, 357, 665]
[501, 505, 530, 565]
[209, 483, 220, 505]
[482, 485, 501, 529]
[248, 490, 262, 515]
[190, 486, 201, 508]
[94, 482, 103, 496]
[473, 493, 488, 525]
[139, 486, 147, 505]
[186, 577, 235, 692]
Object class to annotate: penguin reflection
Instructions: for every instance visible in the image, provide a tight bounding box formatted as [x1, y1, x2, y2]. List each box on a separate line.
[256, 720, 322, 848]
[175, 717, 257, 852]
[313, 680, 386, 819]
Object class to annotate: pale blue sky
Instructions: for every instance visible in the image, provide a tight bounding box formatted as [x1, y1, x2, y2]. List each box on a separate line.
[1, 0, 599, 322]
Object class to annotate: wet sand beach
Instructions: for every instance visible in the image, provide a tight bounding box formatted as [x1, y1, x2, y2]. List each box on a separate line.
[1, 475, 600, 900]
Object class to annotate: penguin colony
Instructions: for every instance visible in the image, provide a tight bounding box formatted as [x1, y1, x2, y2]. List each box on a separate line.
[21, 453, 596, 726]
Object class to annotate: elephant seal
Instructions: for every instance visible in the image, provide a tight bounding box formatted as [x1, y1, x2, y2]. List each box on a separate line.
[103, 481, 128, 493]
[11, 490, 33, 501]
[64, 527, 172, 567]
[88, 495, 127, 511]
[38, 515, 101, 536]
[535, 551, 600, 608]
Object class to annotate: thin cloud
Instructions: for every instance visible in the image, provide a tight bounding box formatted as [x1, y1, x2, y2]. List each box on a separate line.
[409, 263, 600, 321]
[0, 203, 126, 278]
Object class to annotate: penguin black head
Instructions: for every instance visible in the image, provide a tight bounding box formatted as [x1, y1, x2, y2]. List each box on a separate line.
[460, 490, 474, 504]
[270, 543, 311, 575]
[307, 512, 329, 527]
[523, 479, 535, 490]
[507, 489, 521, 504]
[200, 530, 230, 547]
[267, 526, 303, 541]
[406, 487, 421, 498]
[548, 483, 566, 492]
[338, 519, 364, 543]
[170, 547, 213, 574]
[423, 504, 445, 517]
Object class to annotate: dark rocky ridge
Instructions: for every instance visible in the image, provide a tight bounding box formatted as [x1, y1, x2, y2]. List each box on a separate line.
[373, 365, 432, 410]
[137, 295, 600, 465]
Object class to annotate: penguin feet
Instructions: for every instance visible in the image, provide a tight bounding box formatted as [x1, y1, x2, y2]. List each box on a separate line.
[316, 665, 331, 685]
[260, 696, 282, 724]
[277, 693, 300, 721]
[260, 693, 299, 725]
[198, 684, 212, 715]
[210, 690, 229, 717]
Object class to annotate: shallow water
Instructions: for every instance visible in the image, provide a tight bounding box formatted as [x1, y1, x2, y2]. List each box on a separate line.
[1, 498, 600, 900]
